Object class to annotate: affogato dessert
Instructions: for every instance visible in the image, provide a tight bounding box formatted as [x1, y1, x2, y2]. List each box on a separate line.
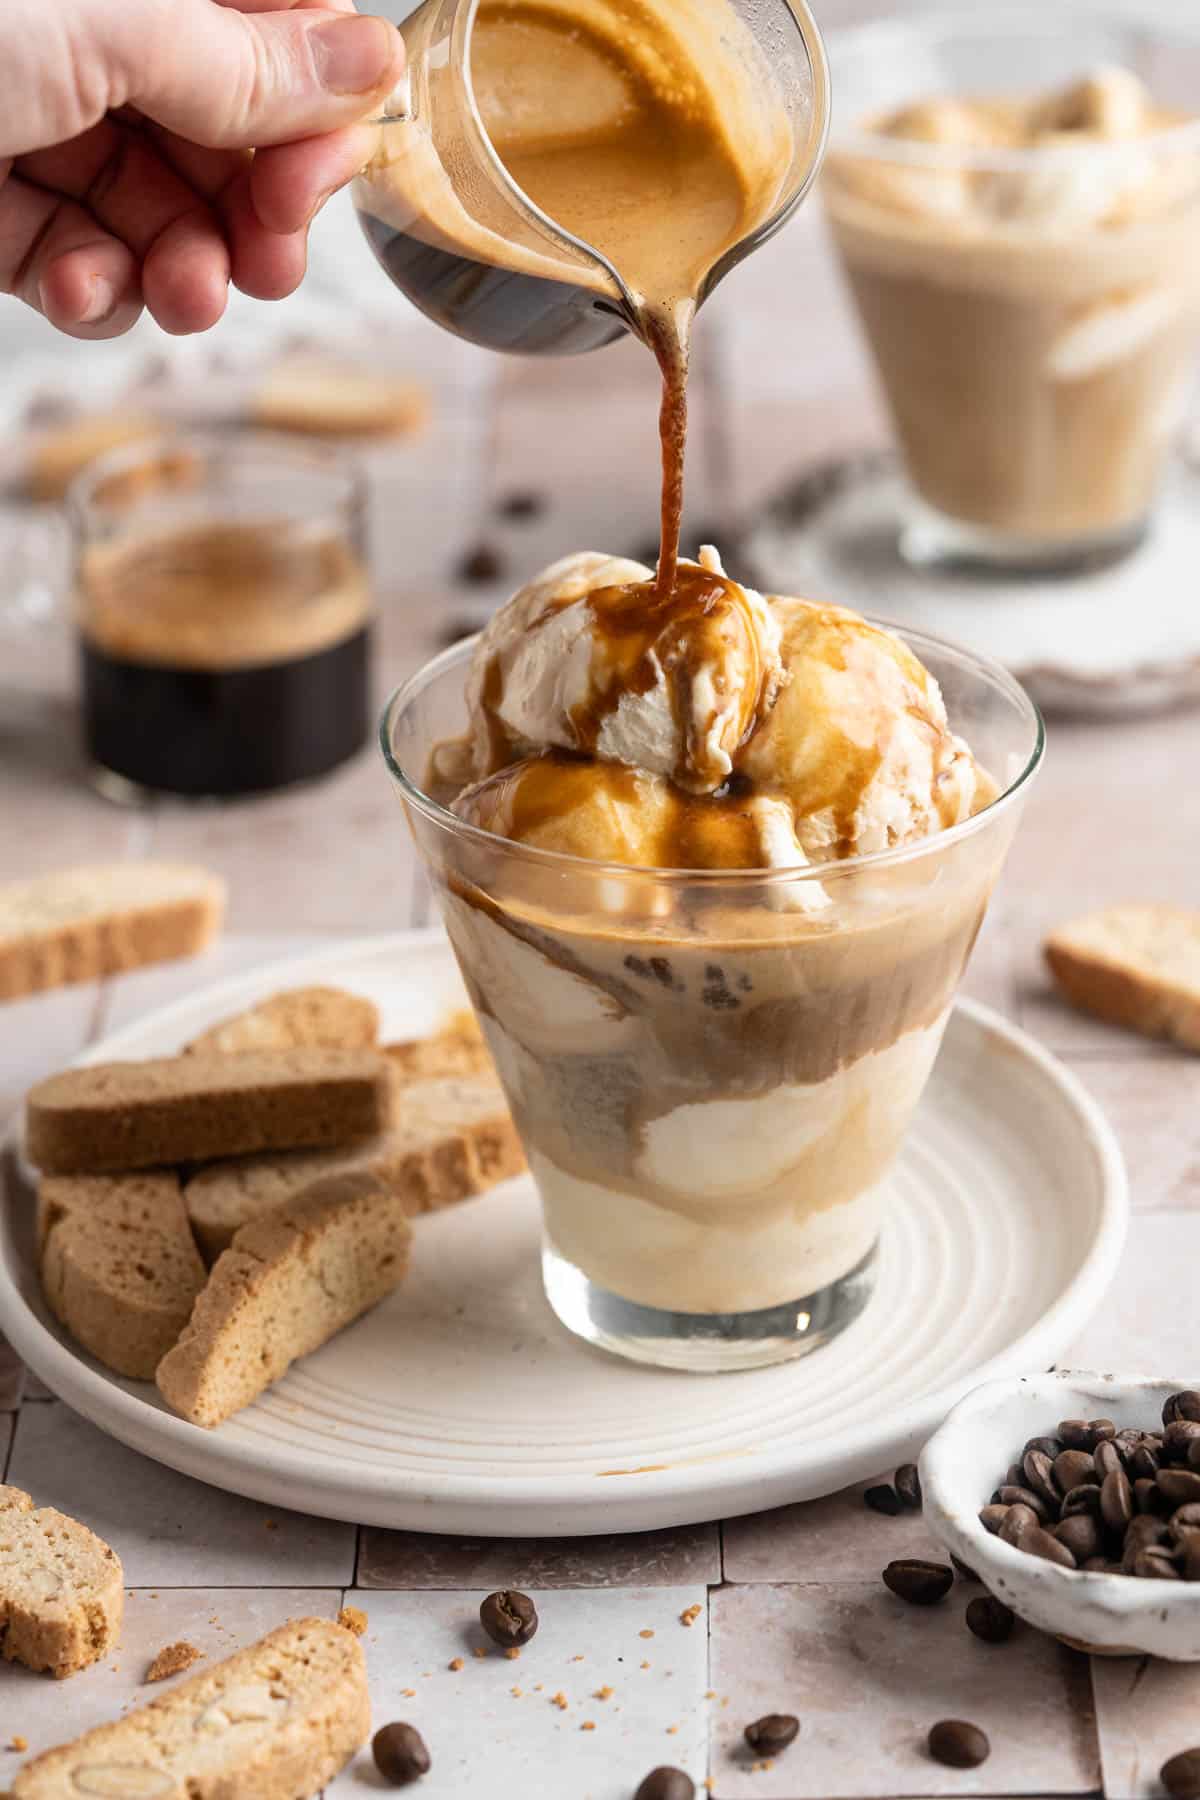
[824, 67, 1200, 561]
[392, 549, 1038, 1366]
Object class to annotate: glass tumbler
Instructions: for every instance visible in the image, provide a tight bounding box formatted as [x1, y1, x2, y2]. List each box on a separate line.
[70, 434, 371, 801]
[381, 629, 1044, 1373]
[823, 10, 1200, 572]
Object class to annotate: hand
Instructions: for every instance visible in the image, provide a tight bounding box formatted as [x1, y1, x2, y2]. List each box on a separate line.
[0, 0, 405, 338]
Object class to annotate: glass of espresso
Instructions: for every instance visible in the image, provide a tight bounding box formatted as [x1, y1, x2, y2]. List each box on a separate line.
[70, 436, 371, 800]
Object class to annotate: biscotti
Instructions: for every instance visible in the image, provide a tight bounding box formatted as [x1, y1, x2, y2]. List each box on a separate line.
[157, 1171, 412, 1428]
[12, 1615, 369, 1796]
[0, 1484, 123, 1678]
[384, 1007, 494, 1085]
[25, 413, 161, 502]
[26, 1048, 390, 1175]
[184, 1074, 523, 1259]
[251, 359, 429, 439]
[0, 863, 225, 1003]
[186, 986, 379, 1056]
[39, 1174, 206, 1379]
[1044, 903, 1200, 1051]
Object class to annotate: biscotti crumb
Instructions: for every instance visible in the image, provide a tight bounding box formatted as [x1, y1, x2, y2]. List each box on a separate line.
[144, 1640, 204, 1682]
[581, 1720, 596, 1731]
[10, 1736, 27, 1751]
[679, 1604, 702, 1627]
[448, 1657, 464, 1671]
[594, 1685, 614, 1700]
[338, 1605, 368, 1637]
[472, 1646, 488, 1659]
[552, 1691, 568, 1710]
[639, 1628, 655, 1639]
[504, 1646, 521, 1661]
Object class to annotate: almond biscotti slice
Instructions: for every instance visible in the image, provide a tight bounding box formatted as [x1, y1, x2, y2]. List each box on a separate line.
[39, 1174, 206, 1379]
[26, 1048, 390, 1176]
[0, 1484, 123, 1678]
[157, 1171, 411, 1428]
[184, 1074, 524, 1260]
[12, 1614, 368, 1797]
[185, 986, 380, 1056]
[0, 863, 225, 1003]
[1044, 903, 1200, 1051]
[383, 1007, 494, 1083]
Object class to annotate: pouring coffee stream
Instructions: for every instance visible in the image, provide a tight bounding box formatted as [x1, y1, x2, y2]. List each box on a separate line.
[355, 0, 828, 600]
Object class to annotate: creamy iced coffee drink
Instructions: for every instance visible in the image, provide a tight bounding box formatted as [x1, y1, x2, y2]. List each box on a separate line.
[388, 549, 1039, 1367]
[824, 67, 1200, 563]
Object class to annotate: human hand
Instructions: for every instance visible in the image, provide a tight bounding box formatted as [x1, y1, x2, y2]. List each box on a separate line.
[1, 0, 405, 338]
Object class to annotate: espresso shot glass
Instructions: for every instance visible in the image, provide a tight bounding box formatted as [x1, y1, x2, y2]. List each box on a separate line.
[69, 434, 372, 800]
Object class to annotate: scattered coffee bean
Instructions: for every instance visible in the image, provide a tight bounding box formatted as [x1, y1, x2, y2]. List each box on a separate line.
[965, 1596, 1014, 1643]
[496, 490, 545, 521]
[1161, 1748, 1200, 1800]
[634, 1768, 694, 1800]
[1094, 1440, 1123, 1481]
[894, 1464, 922, 1510]
[999, 1505, 1040, 1549]
[1057, 1418, 1092, 1450]
[864, 1484, 903, 1516]
[744, 1714, 800, 1755]
[1023, 1449, 1060, 1507]
[1164, 1393, 1200, 1427]
[1055, 1513, 1101, 1562]
[1024, 1525, 1077, 1569]
[1160, 1470, 1200, 1507]
[882, 1559, 954, 1605]
[1054, 1449, 1097, 1493]
[999, 1483, 1051, 1523]
[1100, 1467, 1134, 1534]
[928, 1720, 990, 1769]
[479, 1590, 538, 1648]
[979, 1504, 1010, 1535]
[458, 542, 506, 584]
[373, 1722, 431, 1786]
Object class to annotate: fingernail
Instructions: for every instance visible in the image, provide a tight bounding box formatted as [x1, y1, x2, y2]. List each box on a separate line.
[311, 16, 397, 95]
[81, 278, 116, 324]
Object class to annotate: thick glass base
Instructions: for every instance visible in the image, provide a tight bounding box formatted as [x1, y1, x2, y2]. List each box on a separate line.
[542, 1239, 878, 1373]
[900, 497, 1147, 578]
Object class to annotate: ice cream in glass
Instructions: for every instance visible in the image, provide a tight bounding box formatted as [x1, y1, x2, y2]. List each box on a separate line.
[382, 549, 1043, 1371]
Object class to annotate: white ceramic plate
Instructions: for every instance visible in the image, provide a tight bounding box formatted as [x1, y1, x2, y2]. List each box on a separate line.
[0, 932, 1128, 1536]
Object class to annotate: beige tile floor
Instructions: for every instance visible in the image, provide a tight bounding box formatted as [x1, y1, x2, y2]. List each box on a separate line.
[2, 216, 1199, 1796]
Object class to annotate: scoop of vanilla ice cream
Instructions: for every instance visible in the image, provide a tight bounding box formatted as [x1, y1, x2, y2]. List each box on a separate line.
[739, 599, 982, 860]
[463, 547, 783, 795]
[453, 752, 810, 870]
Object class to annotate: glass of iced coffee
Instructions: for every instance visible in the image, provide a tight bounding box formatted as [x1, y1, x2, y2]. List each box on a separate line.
[382, 550, 1043, 1371]
[823, 13, 1200, 572]
[70, 436, 371, 800]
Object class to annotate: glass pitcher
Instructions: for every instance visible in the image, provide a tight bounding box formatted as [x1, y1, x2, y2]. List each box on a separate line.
[353, 0, 830, 355]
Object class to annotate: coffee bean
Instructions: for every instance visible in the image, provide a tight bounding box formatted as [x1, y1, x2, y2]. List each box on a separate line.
[965, 1596, 1014, 1643]
[1023, 1449, 1060, 1508]
[1163, 1422, 1200, 1463]
[1024, 1435, 1063, 1463]
[1134, 1548, 1180, 1579]
[1054, 1449, 1097, 1494]
[864, 1484, 902, 1516]
[1123, 1517, 1168, 1573]
[1134, 1478, 1168, 1516]
[373, 1723, 431, 1786]
[1057, 1418, 1092, 1450]
[999, 1484, 1052, 1523]
[1159, 1470, 1200, 1507]
[496, 490, 546, 521]
[1004, 1462, 1024, 1488]
[479, 1590, 538, 1647]
[999, 1504, 1040, 1548]
[744, 1714, 800, 1755]
[1100, 1467, 1134, 1534]
[1087, 1418, 1117, 1446]
[1094, 1441, 1123, 1481]
[1161, 1748, 1200, 1800]
[634, 1768, 694, 1800]
[882, 1559, 954, 1605]
[1173, 1503, 1200, 1535]
[1060, 1484, 1103, 1518]
[1055, 1513, 1101, 1562]
[894, 1464, 922, 1510]
[979, 1504, 1010, 1535]
[1190, 1440, 1200, 1472]
[1112, 1428, 1145, 1463]
[1024, 1525, 1077, 1568]
[1082, 1556, 1110, 1572]
[1182, 1539, 1200, 1582]
[928, 1720, 990, 1769]
[458, 542, 506, 584]
[1131, 1443, 1161, 1480]
[1164, 1393, 1200, 1427]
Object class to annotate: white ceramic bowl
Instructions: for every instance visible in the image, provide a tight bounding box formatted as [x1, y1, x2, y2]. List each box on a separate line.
[921, 1372, 1200, 1661]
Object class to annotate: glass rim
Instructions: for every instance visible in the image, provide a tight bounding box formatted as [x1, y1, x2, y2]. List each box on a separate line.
[449, 0, 831, 316]
[65, 427, 365, 533]
[827, 5, 1200, 173]
[380, 617, 1046, 886]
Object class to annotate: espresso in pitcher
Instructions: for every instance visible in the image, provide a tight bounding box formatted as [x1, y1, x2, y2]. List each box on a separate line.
[356, 0, 797, 583]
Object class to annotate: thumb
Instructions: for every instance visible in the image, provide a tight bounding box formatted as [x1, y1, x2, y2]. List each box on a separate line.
[112, 1, 405, 149]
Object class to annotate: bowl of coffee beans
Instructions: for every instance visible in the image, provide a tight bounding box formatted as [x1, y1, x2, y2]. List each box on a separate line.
[920, 1373, 1200, 1659]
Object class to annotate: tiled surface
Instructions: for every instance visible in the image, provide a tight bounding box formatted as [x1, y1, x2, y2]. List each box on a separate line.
[2, 217, 1198, 1799]
[327, 1587, 710, 1797]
